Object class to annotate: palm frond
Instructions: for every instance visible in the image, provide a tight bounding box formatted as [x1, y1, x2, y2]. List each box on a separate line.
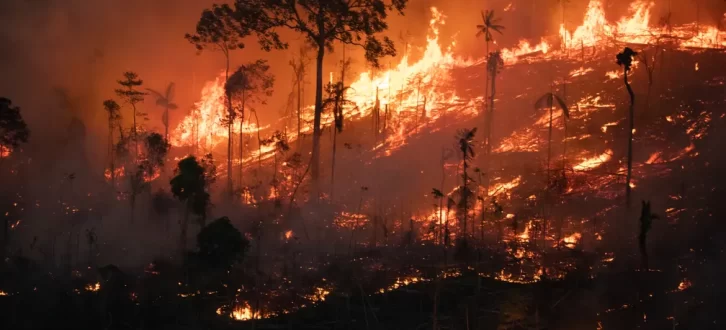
[165, 82, 176, 100]
[145, 88, 164, 100]
[535, 92, 570, 118]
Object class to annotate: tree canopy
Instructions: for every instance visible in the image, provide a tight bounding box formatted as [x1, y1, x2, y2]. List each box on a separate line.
[196, 216, 248, 269]
[0, 98, 30, 156]
[231, 0, 407, 66]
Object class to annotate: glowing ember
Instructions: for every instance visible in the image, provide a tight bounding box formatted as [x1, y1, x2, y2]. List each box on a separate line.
[561, 232, 582, 247]
[678, 279, 692, 291]
[601, 122, 619, 133]
[104, 166, 125, 181]
[0, 290, 8, 296]
[85, 282, 100, 292]
[573, 150, 612, 171]
[284, 230, 293, 240]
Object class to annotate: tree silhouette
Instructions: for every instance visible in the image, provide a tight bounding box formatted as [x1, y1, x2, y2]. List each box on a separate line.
[483, 51, 504, 196]
[323, 79, 357, 199]
[476, 9, 504, 115]
[146, 82, 178, 142]
[196, 216, 248, 269]
[115, 72, 147, 161]
[186, 4, 249, 196]
[534, 92, 569, 180]
[226, 59, 275, 190]
[261, 130, 290, 205]
[231, 0, 408, 189]
[0, 97, 30, 160]
[171, 155, 215, 259]
[638, 200, 658, 270]
[144, 132, 171, 177]
[289, 46, 311, 150]
[455, 128, 477, 237]
[103, 100, 122, 186]
[616, 47, 638, 207]
[431, 188, 444, 245]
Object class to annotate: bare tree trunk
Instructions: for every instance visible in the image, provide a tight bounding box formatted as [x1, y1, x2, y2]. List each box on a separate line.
[311, 44, 325, 195]
[625, 68, 634, 208]
[132, 104, 139, 162]
[226, 53, 233, 196]
[331, 128, 337, 200]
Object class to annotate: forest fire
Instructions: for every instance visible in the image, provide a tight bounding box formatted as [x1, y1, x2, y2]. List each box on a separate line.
[1, 0, 725, 329]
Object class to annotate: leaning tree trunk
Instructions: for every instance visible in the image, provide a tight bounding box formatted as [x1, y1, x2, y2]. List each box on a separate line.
[624, 68, 635, 208]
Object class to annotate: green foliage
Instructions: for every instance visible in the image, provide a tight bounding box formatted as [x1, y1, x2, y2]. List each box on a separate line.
[196, 216, 249, 268]
[0, 98, 30, 156]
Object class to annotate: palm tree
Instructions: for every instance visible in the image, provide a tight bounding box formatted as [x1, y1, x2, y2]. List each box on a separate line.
[616, 47, 638, 208]
[456, 128, 477, 237]
[146, 83, 178, 142]
[102, 100, 121, 186]
[476, 10, 504, 116]
[534, 92, 570, 179]
[484, 51, 504, 196]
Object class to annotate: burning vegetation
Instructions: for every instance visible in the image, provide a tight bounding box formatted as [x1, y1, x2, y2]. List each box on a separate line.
[1, 0, 726, 329]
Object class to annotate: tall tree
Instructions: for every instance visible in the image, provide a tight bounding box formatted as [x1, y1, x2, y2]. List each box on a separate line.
[0, 98, 30, 161]
[186, 4, 248, 196]
[289, 45, 311, 149]
[225, 59, 275, 190]
[483, 51, 504, 195]
[455, 128, 477, 237]
[127, 132, 170, 224]
[170, 155, 216, 259]
[322, 58, 356, 200]
[616, 47, 638, 208]
[476, 10, 504, 117]
[231, 0, 408, 191]
[115, 72, 147, 161]
[146, 83, 179, 142]
[103, 100, 122, 186]
[262, 130, 290, 204]
[431, 188, 444, 245]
